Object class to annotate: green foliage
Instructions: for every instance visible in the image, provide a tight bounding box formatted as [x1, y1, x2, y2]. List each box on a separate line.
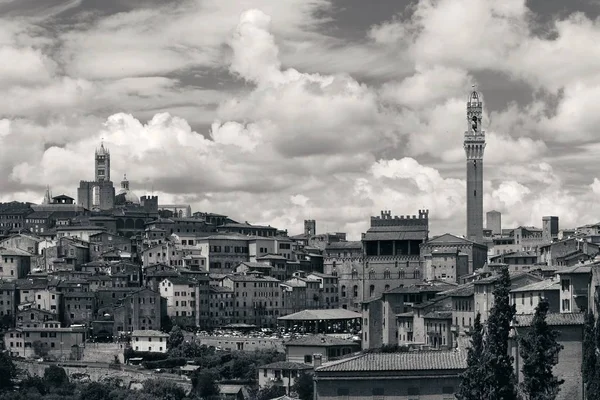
[32, 341, 49, 358]
[249, 385, 286, 400]
[167, 326, 185, 350]
[124, 349, 169, 362]
[518, 299, 564, 400]
[583, 312, 596, 389]
[44, 365, 69, 388]
[142, 357, 187, 370]
[456, 313, 485, 400]
[191, 369, 220, 399]
[292, 372, 314, 400]
[0, 351, 17, 392]
[483, 267, 518, 400]
[141, 379, 186, 400]
[161, 316, 173, 333]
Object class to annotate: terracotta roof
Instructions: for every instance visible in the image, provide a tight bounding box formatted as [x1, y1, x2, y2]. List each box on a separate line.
[131, 329, 168, 338]
[316, 351, 467, 372]
[386, 283, 456, 294]
[225, 274, 279, 282]
[325, 241, 363, 250]
[425, 233, 480, 246]
[559, 265, 592, 274]
[511, 279, 560, 293]
[514, 313, 585, 327]
[259, 361, 313, 370]
[285, 334, 360, 347]
[278, 309, 361, 321]
[0, 247, 32, 256]
[424, 311, 452, 319]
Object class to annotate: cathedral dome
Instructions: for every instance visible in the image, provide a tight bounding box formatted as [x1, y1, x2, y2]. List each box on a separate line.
[114, 174, 140, 206]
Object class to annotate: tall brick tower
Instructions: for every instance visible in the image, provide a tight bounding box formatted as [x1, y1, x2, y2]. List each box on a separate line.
[464, 87, 486, 243]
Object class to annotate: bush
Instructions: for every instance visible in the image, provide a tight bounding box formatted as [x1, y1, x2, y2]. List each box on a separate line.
[142, 358, 187, 370]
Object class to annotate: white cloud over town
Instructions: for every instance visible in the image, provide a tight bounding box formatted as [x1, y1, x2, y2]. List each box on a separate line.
[0, 0, 600, 239]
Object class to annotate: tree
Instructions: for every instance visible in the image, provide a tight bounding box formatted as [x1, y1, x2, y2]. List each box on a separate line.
[32, 340, 49, 358]
[292, 372, 314, 400]
[519, 298, 564, 400]
[0, 351, 17, 392]
[161, 316, 173, 333]
[142, 379, 186, 400]
[456, 312, 485, 400]
[483, 267, 518, 400]
[582, 311, 597, 400]
[250, 385, 286, 400]
[167, 326, 184, 351]
[192, 369, 220, 399]
[44, 365, 69, 388]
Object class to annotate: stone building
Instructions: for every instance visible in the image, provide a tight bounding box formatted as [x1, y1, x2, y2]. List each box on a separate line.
[77, 143, 115, 211]
[323, 241, 363, 311]
[420, 233, 488, 277]
[361, 210, 429, 301]
[0, 248, 32, 281]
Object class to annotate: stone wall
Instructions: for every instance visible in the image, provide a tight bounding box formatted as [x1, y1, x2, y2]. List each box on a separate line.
[15, 361, 192, 392]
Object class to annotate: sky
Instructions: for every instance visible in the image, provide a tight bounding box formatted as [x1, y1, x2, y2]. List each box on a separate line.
[1, 0, 600, 240]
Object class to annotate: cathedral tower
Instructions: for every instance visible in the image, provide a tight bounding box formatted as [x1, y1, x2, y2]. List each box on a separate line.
[464, 88, 486, 243]
[95, 142, 110, 182]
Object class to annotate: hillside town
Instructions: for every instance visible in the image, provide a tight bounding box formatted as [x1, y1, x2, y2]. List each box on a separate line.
[0, 89, 594, 400]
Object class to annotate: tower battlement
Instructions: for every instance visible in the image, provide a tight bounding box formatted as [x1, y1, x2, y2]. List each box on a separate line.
[370, 209, 429, 227]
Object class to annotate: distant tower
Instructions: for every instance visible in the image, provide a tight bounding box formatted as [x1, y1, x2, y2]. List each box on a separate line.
[464, 87, 486, 243]
[304, 220, 316, 237]
[95, 141, 110, 182]
[542, 216, 559, 243]
[42, 186, 52, 205]
[486, 210, 501, 235]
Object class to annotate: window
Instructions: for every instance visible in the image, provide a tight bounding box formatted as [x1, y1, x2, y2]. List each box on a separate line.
[352, 269, 358, 279]
[369, 285, 375, 297]
[384, 269, 391, 279]
[304, 355, 312, 363]
[353, 285, 358, 297]
[341, 285, 346, 297]
[562, 299, 571, 311]
[368, 270, 375, 280]
[399, 270, 405, 279]
[561, 279, 570, 291]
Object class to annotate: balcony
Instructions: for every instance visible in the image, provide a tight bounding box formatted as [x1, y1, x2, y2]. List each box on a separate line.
[404, 325, 413, 333]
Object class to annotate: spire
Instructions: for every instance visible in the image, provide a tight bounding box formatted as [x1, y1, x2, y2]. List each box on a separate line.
[42, 186, 52, 205]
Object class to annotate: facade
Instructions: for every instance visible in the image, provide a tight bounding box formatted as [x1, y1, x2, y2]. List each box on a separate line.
[486, 210, 501, 235]
[543, 216, 559, 243]
[195, 235, 250, 274]
[4, 321, 86, 359]
[362, 210, 429, 301]
[464, 89, 486, 244]
[558, 265, 591, 314]
[510, 279, 560, 315]
[258, 361, 313, 392]
[0, 233, 42, 254]
[63, 292, 96, 326]
[221, 272, 281, 327]
[285, 334, 360, 364]
[421, 233, 487, 277]
[208, 286, 235, 328]
[422, 249, 469, 283]
[159, 277, 197, 327]
[0, 281, 17, 321]
[131, 329, 169, 353]
[323, 241, 363, 311]
[0, 248, 32, 281]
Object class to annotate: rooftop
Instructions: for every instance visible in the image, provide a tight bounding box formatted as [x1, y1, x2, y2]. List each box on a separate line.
[278, 309, 361, 321]
[514, 313, 585, 327]
[325, 241, 363, 250]
[511, 279, 560, 293]
[131, 329, 169, 338]
[259, 361, 314, 370]
[316, 350, 467, 372]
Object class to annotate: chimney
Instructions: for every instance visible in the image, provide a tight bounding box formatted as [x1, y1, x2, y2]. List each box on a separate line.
[313, 353, 322, 368]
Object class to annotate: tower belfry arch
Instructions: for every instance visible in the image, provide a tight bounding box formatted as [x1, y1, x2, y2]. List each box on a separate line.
[464, 86, 486, 243]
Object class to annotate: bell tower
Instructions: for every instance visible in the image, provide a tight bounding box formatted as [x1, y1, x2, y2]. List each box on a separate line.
[464, 87, 486, 243]
[95, 141, 110, 182]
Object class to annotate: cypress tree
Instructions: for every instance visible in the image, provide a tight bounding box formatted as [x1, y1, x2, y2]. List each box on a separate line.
[583, 311, 597, 400]
[484, 267, 518, 400]
[518, 298, 564, 400]
[456, 312, 485, 400]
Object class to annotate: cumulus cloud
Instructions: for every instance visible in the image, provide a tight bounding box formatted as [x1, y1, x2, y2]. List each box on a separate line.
[2, 1, 600, 239]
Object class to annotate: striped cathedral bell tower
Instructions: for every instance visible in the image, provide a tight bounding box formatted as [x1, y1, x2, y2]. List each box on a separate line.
[464, 87, 486, 243]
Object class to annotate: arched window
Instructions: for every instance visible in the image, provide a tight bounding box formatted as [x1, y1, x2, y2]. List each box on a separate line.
[341, 285, 346, 297]
[384, 269, 391, 279]
[332, 261, 336, 269]
[353, 285, 358, 297]
[352, 269, 358, 279]
[332, 269, 338, 277]
[398, 270, 405, 279]
[368, 270, 375, 280]
[369, 285, 375, 297]
[385, 284, 390, 292]
[413, 270, 421, 279]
